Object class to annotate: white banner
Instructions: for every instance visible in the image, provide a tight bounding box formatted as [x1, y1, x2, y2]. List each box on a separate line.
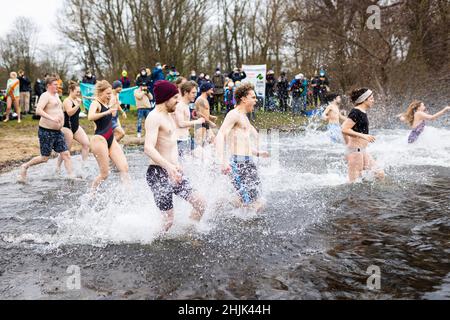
[242, 64, 267, 98]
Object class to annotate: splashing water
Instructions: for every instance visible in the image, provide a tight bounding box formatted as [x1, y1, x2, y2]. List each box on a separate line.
[0, 123, 449, 299]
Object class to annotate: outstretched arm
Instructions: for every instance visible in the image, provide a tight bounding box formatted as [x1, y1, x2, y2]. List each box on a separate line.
[416, 106, 450, 121]
[174, 105, 204, 128]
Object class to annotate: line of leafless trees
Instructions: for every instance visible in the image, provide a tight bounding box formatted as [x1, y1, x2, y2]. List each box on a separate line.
[1, 0, 449, 100]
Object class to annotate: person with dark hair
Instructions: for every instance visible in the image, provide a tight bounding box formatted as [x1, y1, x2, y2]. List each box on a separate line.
[276, 71, 289, 112]
[34, 76, 45, 101]
[56, 81, 90, 173]
[265, 70, 276, 112]
[212, 68, 226, 114]
[136, 67, 152, 90]
[166, 66, 179, 83]
[18, 70, 31, 114]
[82, 70, 97, 85]
[144, 80, 206, 232]
[189, 70, 198, 83]
[18, 77, 75, 183]
[173, 81, 206, 159]
[194, 82, 217, 146]
[215, 83, 269, 212]
[311, 70, 330, 108]
[341, 88, 385, 183]
[228, 67, 247, 83]
[322, 93, 347, 144]
[289, 74, 308, 115]
[224, 79, 236, 114]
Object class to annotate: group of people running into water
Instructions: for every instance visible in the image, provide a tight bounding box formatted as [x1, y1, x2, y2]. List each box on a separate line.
[16, 76, 450, 231]
[322, 90, 449, 181]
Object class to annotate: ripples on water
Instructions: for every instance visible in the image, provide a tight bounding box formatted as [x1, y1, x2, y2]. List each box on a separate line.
[0, 124, 449, 299]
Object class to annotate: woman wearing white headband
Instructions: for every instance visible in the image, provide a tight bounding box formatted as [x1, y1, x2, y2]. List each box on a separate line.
[341, 88, 385, 182]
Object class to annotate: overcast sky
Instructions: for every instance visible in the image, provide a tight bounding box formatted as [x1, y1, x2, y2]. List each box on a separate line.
[0, 0, 61, 46]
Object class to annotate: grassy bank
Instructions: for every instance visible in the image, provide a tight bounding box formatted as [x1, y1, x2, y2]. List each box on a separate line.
[0, 110, 308, 172]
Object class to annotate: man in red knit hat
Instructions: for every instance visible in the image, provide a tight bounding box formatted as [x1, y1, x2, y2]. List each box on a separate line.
[144, 80, 206, 232]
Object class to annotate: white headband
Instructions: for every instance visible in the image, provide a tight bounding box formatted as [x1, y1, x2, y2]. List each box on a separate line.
[355, 89, 373, 105]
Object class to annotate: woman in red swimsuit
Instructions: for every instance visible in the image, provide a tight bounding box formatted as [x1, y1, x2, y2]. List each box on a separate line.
[88, 80, 130, 190]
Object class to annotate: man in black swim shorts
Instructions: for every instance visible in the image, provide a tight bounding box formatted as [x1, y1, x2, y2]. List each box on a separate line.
[144, 80, 206, 232]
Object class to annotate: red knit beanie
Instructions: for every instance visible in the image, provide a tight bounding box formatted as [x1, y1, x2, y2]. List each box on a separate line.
[154, 80, 179, 104]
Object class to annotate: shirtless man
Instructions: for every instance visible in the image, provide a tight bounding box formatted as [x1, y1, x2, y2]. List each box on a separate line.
[173, 81, 205, 159]
[144, 80, 206, 232]
[322, 93, 347, 144]
[18, 77, 74, 183]
[194, 82, 217, 146]
[215, 83, 269, 212]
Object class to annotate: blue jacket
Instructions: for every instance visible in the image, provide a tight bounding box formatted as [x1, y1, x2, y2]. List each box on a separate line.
[150, 67, 165, 94]
[289, 79, 308, 97]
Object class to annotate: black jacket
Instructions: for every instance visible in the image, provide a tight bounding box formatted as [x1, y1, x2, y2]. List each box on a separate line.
[82, 76, 97, 85]
[276, 77, 289, 97]
[136, 74, 152, 89]
[228, 71, 247, 83]
[19, 76, 32, 92]
[34, 79, 45, 97]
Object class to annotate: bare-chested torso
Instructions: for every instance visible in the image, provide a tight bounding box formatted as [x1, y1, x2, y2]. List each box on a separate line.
[227, 109, 253, 156]
[174, 101, 191, 140]
[38, 92, 64, 130]
[195, 96, 210, 121]
[326, 104, 341, 124]
[150, 111, 179, 166]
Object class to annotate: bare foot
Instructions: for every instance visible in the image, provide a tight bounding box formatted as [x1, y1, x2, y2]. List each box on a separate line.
[67, 174, 81, 181]
[250, 199, 265, 214]
[3, 118, 9, 123]
[17, 119, 21, 124]
[17, 166, 27, 184]
[189, 211, 202, 222]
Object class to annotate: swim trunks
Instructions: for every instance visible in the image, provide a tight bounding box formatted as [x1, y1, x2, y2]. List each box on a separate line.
[229, 155, 261, 205]
[146, 165, 194, 211]
[328, 123, 344, 143]
[38, 126, 68, 157]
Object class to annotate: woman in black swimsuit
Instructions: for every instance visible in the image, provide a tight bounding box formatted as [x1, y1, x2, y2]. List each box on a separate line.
[88, 80, 129, 190]
[56, 82, 90, 172]
[341, 88, 385, 183]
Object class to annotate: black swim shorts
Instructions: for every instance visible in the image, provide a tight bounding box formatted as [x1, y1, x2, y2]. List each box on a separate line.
[146, 165, 194, 211]
[38, 126, 68, 157]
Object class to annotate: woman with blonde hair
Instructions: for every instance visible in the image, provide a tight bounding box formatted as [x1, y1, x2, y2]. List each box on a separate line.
[56, 81, 90, 172]
[3, 72, 21, 123]
[88, 80, 129, 190]
[398, 100, 450, 144]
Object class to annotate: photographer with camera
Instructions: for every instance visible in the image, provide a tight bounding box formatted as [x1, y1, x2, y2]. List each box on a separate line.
[134, 85, 154, 138]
